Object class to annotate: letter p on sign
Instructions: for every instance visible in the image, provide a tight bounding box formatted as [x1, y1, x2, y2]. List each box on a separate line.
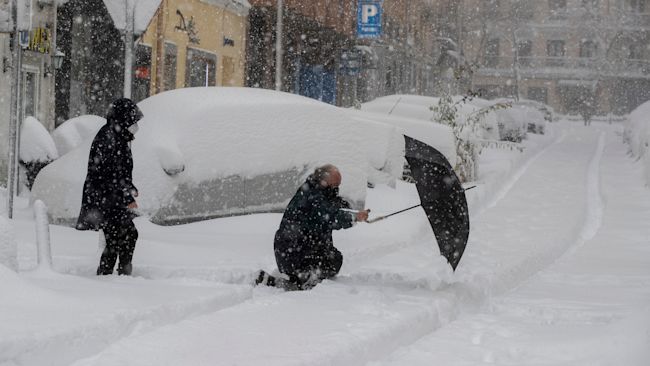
[362, 4, 378, 23]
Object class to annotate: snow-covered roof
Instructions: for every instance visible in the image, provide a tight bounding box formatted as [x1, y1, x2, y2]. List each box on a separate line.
[102, 0, 162, 34]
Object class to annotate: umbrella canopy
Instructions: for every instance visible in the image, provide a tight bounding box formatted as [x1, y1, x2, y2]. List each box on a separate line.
[404, 136, 470, 270]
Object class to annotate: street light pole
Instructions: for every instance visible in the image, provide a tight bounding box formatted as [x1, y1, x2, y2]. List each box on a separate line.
[275, 0, 283, 91]
[123, 0, 134, 98]
[7, 0, 23, 219]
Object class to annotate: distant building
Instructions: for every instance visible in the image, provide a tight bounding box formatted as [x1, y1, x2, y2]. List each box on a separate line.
[55, 0, 250, 124]
[245, 0, 446, 107]
[461, 0, 650, 115]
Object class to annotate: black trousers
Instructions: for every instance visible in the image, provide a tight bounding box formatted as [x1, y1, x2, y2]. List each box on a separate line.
[274, 236, 343, 289]
[97, 219, 138, 275]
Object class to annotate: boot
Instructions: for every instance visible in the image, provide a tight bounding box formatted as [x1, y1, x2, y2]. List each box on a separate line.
[117, 263, 133, 276]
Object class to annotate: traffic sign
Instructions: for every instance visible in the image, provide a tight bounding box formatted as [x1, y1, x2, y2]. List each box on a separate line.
[357, 1, 382, 39]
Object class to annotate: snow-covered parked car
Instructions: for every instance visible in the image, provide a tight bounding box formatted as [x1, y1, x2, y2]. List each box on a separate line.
[361, 94, 499, 142]
[51, 115, 105, 156]
[32, 88, 404, 226]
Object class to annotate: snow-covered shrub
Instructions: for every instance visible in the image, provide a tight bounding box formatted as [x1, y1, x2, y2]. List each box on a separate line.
[51, 115, 105, 156]
[624, 101, 650, 185]
[361, 94, 502, 182]
[0, 215, 17, 271]
[32, 88, 404, 225]
[19, 117, 59, 190]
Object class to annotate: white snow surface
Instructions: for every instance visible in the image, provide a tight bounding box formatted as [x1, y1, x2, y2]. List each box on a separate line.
[19, 117, 58, 163]
[625, 100, 650, 185]
[31, 88, 404, 223]
[0, 215, 17, 271]
[51, 115, 105, 157]
[3, 121, 650, 365]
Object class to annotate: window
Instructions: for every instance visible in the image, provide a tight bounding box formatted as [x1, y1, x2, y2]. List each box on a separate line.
[628, 43, 644, 59]
[547, 40, 566, 66]
[164, 43, 177, 91]
[22, 70, 38, 118]
[132, 44, 151, 103]
[517, 40, 533, 66]
[186, 48, 217, 87]
[549, 0, 567, 11]
[580, 40, 598, 58]
[485, 38, 500, 67]
[582, 0, 598, 7]
[627, 0, 647, 12]
[528, 87, 548, 104]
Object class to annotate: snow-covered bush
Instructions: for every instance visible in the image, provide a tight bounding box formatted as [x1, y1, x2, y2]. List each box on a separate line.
[51, 115, 105, 156]
[0, 215, 17, 271]
[624, 100, 650, 185]
[32, 88, 404, 225]
[361, 94, 501, 182]
[19, 117, 59, 190]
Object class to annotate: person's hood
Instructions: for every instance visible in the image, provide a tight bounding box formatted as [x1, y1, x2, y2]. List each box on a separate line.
[106, 98, 143, 134]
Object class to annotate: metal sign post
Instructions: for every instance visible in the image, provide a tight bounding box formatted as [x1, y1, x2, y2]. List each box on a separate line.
[357, 1, 382, 39]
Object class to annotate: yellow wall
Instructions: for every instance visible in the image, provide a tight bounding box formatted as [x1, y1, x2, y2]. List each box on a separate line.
[140, 0, 248, 94]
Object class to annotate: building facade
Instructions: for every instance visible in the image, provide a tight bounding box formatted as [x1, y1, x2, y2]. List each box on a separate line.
[461, 0, 650, 114]
[142, 0, 250, 96]
[1, 0, 59, 182]
[55, 0, 249, 124]
[246, 0, 448, 107]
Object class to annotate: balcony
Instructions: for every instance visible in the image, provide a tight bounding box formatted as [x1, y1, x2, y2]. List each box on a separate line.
[477, 56, 650, 78]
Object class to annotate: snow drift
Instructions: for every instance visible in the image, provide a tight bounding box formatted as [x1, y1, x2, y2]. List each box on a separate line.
[0, 215, 17, 271]
[625, 100, 650, 184]
[32, 88, 404, 225]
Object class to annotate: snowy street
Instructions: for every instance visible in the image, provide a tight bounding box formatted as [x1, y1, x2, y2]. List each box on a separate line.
[1, 121, 648, 366]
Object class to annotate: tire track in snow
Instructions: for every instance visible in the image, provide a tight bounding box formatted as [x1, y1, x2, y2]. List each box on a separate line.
[1, 283, 251, 366]
[357, 129, 607, 366]
[479, 130, 567, 214]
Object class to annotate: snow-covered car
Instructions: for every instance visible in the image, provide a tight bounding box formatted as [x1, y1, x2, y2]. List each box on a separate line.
[361, 94, 499, 142]
[51, 115, 105, 156]
[495, 98, 550, 135]
[32, 88, 404, 226]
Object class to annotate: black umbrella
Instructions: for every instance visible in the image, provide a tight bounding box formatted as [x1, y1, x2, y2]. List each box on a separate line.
[369, 136, 470, 271]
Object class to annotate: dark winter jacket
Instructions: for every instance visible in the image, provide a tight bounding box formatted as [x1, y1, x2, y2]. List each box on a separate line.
[76, 98, 143, 231]
[274, 175, 355, 272]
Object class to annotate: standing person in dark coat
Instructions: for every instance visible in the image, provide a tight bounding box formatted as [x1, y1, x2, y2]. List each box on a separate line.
[76, 98, 143, 276]
[255, 164, 370, 290]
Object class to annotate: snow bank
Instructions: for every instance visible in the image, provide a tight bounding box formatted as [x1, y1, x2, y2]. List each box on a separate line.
[51, 115, 105, 156]
[0, 215, 17, 271]
[32, 88, 404, 224]
[19, 117, 58, 163]
[625, 100, 650, 184]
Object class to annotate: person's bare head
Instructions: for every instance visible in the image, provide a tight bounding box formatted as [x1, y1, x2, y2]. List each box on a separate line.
[313, 164, 341, 188]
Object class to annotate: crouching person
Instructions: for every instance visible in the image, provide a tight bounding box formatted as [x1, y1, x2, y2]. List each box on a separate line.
[76, 98, 143, 276]
[256, 164, 369, 290]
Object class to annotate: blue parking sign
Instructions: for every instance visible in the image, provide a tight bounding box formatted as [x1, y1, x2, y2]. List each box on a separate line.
[357, 1, 382, 39]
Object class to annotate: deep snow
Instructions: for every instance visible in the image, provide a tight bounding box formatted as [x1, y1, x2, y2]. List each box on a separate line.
[1, 121, 649, 366]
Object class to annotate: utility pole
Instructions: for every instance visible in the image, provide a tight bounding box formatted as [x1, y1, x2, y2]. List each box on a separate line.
[123, 0, 134, 98]
[275, 0, 283, 91]
[7, 0, 23, 219]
